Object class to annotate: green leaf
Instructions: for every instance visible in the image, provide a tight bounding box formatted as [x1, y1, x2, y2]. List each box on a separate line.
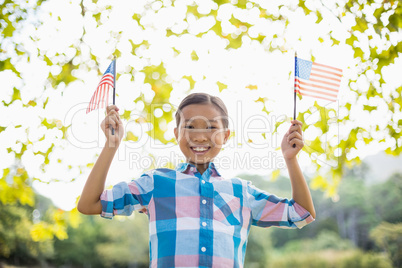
[331, 36, 340, 46]
[363, 105, 377, 112]
[235, 0, 247, 9]
[49, 61, 77, 87]
[215, 0, 230, 5]
[12, 88, 21, 102]
[0, 58, 20, 77]
[271, 169, 280, 181]
[304, 136, 325, 154]
[217, 81, 227, 92]
[211, 21, 222, 36]
[141, 64, 175, 144]
[366, 86, 382, 99]
[183, 76, 195, 89]
[3, 21, 16, 37]
[44, 55, 52, 66]
[310, 175, 328, 191]
[93, 13, 101, 22]
[226, 34, 243, 49]
[114, 49, 121, 58]
[354, 47, 364, 59]
[387, 13, 401, 32]
[346, 35, 357, 47]
[121, 110, 131, 120]
[191, 51, 199, 61]
[125, 131, 138, 142]
[373, 6, 385, 23]
[273, 119, 286, 134]
[229, 15, 251, 28]
[187, 5, 202, 18]
[298, 0, 312, 15]
[363, 137, 373, 144]
[316, 11, 323, 23]
[352, 17, 369, 32]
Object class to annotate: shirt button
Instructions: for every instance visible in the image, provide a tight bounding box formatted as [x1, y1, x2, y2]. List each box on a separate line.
[201, 180, 206, 184]
[202, 199, 207, 205]
[202, 222, 207, 227]
[201, 247, 206, 252]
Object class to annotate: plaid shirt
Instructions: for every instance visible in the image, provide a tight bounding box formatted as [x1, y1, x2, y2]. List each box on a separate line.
[100, 162, 314, 268]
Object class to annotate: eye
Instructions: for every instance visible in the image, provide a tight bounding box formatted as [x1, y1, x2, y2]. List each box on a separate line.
[184, 125, 194, 129]
[207, 126, 217, 129]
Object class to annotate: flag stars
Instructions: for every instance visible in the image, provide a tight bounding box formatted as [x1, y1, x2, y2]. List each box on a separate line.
[295, 58, 313, 80]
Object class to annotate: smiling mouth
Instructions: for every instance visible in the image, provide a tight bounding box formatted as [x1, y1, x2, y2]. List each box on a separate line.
[190, 147, 211, 154]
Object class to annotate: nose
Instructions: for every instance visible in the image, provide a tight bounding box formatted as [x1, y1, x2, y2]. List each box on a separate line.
[190, 130, 208, 143]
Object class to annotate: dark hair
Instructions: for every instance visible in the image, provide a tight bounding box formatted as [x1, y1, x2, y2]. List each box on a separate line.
[175, 93, 229, 128]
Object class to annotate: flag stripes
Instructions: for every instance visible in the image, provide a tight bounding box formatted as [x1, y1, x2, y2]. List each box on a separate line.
[86, 61, 115, 114]
[294, 57, 342, 102]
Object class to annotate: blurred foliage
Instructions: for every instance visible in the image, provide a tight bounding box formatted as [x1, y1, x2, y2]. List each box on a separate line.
[280, 230, 354, 252]
[1, 164, 400, 267]
[370, 222, 402, 267]
[369, 173, 402, 224]
[52, 213, 149, 268]
[244, 226, 273, 268]
[1, 0, 402, 266]
[0, 195, 55, 265]
[270, 249, 392, 268]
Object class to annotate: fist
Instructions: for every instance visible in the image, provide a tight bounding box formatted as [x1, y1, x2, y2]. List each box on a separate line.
[281, 120, 304, 159]
[101, 105, 124, 147]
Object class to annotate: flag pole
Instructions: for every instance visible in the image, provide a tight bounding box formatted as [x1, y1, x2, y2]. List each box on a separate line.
[292, 52, 297, 148]
[111, 57, 116, 135]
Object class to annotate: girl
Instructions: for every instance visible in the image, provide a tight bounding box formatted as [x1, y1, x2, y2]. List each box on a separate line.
[78, 93, 315, 268]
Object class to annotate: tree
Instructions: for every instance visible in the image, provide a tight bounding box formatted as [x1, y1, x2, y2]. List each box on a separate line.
[244, 227, 273, 268]
[369, 173, 402, 223]
[1, 0, 401, 248]
[0, 195, 54, 265]
[370, 222, 402, 267]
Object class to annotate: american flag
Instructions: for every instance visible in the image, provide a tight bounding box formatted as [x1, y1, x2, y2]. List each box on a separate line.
[294, 57, 342, 102]
[86, 60, 115, 114]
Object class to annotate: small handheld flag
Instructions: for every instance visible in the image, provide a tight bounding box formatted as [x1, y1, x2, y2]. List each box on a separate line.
[294, 55, 342, 102]
[87, 59, 117, 135]
[292, 53, 342, 148]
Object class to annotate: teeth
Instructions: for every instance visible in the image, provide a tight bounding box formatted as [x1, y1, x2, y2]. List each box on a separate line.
[193, 147, 208, 151]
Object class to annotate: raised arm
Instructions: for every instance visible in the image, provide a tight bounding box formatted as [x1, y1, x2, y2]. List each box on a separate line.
[77, 105, 124, 215]
[281, 120, 316, 219]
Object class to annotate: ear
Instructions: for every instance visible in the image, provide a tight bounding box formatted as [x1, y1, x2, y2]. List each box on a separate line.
[174, 127, 179, 141]
[223, 129, 230, 144]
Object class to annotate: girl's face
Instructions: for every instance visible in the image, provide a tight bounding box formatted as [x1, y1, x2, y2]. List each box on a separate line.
[174, 103, 230, 171]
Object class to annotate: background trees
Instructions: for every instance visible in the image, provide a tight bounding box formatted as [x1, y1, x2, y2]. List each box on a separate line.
[2, 160, 401, 267]
[1, 0, 401, 267]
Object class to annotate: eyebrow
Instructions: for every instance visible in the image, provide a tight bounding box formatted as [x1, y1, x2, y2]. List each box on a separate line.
[184, 119, 219, 122]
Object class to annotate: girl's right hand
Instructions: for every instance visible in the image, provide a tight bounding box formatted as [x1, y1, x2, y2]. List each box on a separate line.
[101, 105, 124, 147]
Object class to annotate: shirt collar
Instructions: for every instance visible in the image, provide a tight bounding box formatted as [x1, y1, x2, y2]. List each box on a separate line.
[175, 162, 221, 177]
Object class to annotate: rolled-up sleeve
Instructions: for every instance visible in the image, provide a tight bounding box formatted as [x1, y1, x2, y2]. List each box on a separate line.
[100, 172, 154, 219]
[246, 181, 314, 229]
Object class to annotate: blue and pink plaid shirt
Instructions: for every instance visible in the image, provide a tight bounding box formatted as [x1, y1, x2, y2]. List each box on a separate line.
[100, 162, 314, 267]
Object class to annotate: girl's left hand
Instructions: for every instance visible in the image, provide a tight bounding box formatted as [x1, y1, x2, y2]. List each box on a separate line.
[281, 120, 304, 160]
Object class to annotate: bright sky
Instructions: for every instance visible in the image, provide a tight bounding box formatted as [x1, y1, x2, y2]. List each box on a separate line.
[1, 0, 401, 210]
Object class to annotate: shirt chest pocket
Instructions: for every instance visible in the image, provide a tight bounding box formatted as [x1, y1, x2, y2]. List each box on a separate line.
[213, 191, 242, 226]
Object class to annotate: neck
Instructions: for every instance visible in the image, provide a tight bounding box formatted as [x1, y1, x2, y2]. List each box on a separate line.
[190, 161, 210, 175]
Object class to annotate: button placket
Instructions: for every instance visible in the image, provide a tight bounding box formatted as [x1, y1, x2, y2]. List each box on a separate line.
[198, 167, 213, 266]
[200, 176, 208, 228]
